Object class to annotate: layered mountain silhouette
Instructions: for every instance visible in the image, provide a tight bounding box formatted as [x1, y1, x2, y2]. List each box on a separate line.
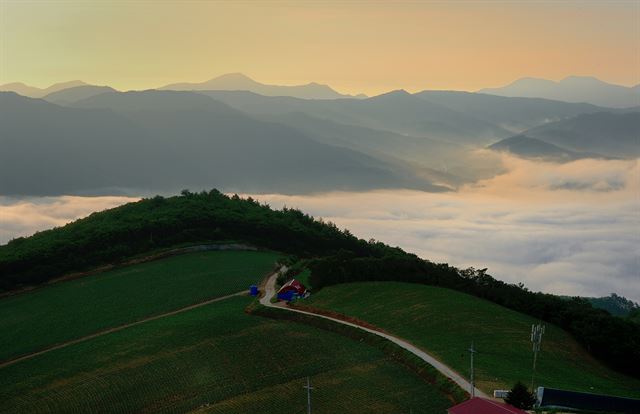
[480, 76, 640, 108]
[43, 85, 116, 105]
[264, 111, 467, 188]
[3, 74, 637, 196]
[414, 90, 607, 133]
[160, 73, 365, 100]
[488, 135, 601, 162]
[0, 91, 437, 196]
[489, 112, 640, 160]
[199, 89, 512, 144]
[0, 80, 88, 98]
[520, 112, 640, 158]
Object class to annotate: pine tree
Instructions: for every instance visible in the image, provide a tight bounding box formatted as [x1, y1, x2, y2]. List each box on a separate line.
[505, 381, 537, 409]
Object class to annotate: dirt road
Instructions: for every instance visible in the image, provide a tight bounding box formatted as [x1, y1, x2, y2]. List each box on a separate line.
[260, 269, 488, 398]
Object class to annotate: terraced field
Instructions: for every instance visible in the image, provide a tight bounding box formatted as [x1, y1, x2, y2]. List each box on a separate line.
[0, 250, 279, 361]
[0, 296, 453, 414]
[302, 282, 640, 398]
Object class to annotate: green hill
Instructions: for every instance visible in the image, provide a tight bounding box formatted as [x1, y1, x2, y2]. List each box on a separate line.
[0, 190, 391, 292]
[301, 282, 640, 398]
[0, 296, 453, 413]
[0, 250, 278, 361]
[1, 191, 638, 382]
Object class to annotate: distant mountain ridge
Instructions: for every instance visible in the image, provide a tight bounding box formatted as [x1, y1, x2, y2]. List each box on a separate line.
[0, 91, 435, 196]
[2, 75, 635, 196]
[520, 111, 640, 158]
[488, 135, 599, 161]
[160, 73, 366, 100]
[43, 85, 116, 105]
[480, 76, 640, 108]
[488, 111, 640, 160]
[414, 90, 607, 133]
[0, 80, 87, 98]
[199, 88, 512, 145]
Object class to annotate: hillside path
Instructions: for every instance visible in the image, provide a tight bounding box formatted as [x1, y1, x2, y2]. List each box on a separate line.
[260, 269, 488, 398]
[0, 290, 246, 370]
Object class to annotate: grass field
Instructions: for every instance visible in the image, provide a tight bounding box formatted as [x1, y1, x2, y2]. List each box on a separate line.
[296, 269, 312, 289]
[302, 282, 640, 398]
[0, 296, 453, 414]
[0, 250, 279, 361]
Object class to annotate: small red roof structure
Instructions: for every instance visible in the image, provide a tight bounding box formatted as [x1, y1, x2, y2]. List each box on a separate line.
[448, 398, 529, 414]
[278, 279, 307, 296]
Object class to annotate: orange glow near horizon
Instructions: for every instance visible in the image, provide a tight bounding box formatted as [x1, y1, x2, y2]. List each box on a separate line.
[0, 1, 638, 95]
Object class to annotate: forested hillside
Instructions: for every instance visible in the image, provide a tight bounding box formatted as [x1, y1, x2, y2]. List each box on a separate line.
[0, 190, 400, 292]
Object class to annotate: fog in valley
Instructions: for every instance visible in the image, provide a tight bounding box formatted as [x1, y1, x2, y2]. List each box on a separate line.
[3, 154, 637, 302]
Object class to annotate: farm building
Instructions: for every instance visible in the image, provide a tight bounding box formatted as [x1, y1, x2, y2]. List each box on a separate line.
[277, 279, 307, 301]
[448, 397, 528, 414]
[537, 387, 640, 413]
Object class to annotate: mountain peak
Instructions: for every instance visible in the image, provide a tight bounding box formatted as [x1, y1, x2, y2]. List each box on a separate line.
[49, 80, 87, 89]
[210, 72, 255, 82]
[366, 89, 415, 103]
[480, 75, 640, 108]
[372, 89, 411, 99]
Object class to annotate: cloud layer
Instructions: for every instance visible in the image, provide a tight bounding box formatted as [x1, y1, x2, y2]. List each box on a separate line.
[247, 156, 640, 301]
[1, 156, 638, 301]
[0, 196, 138, 244]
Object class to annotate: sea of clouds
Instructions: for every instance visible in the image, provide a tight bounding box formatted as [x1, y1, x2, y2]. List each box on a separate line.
[1, 155, 638, 301]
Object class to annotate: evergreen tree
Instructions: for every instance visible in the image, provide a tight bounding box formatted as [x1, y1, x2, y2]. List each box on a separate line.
[505, 381, 536, 409]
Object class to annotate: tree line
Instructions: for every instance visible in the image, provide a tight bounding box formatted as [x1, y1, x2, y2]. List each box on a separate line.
[307, 253, 640, 379]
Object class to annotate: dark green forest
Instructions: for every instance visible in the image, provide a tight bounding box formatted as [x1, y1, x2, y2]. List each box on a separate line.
[1, 190, 638, 379]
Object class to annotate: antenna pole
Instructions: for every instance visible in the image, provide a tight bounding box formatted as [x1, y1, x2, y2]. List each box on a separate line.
[304, 376, 314, 414]
[530, 324, 545, 392]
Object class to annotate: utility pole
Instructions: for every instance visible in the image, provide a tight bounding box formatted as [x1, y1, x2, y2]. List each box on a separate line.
[468, 341, 476, 398]
[530, 324, 545, 392]
[303, 376, 314, 414]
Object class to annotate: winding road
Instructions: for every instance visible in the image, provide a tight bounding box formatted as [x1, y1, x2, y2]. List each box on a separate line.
[260, 268, 488, 398]
[4, 263, 487, 400]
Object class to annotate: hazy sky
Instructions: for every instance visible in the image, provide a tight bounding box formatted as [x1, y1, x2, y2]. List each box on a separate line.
[1, 1, 638, 95]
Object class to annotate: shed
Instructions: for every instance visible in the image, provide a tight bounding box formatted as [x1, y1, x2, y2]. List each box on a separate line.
[277, 279, 307, 301]
[537, 387, 640, 413]
[448, 398, 529, 414]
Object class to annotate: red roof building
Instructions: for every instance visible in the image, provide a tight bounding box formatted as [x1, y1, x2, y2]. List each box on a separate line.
[448, 398, 529, 414]
[277, 279, 307, 301]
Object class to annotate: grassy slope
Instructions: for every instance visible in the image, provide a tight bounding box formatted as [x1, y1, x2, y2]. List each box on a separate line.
[303, 282, 640, 398]
[296, 269, 312, 289]
[0, 296, 452, 414]
[0, 250, 278, 361]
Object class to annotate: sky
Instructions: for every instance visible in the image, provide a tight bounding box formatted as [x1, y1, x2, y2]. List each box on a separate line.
[2, 155, 638, 302]
[1, 1, 639, 95]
